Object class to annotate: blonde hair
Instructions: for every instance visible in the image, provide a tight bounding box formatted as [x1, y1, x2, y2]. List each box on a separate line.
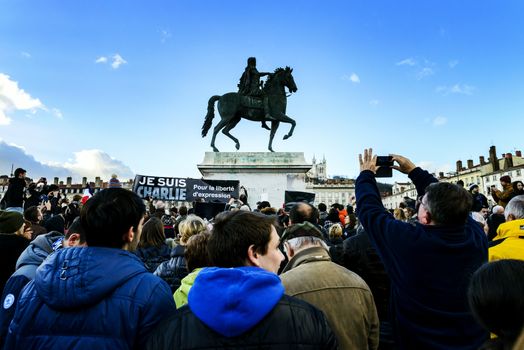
[179, 215, 208, 244]
[394, 208, 406, 221]
[328, 223, 343, 240]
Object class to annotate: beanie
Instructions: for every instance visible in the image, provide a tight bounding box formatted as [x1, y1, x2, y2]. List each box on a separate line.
[469, 184, 479, 191]
[0, 211, 24, 233]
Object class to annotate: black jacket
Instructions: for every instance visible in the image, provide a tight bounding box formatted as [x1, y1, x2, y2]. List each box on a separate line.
[4, 177, 26, 208]
[153, 245, 188, 293]
[0, 234, 30, 294]
[145, 294, 337, 350]
[135, 244, 171, 273]
[330, 228, 391, 322]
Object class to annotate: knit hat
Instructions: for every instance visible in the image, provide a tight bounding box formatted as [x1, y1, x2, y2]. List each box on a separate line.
[281, 221, 323, 242]
[469, 184, 479, 191]
[0, 210, 24, 233]
[500, 175, 511, 184]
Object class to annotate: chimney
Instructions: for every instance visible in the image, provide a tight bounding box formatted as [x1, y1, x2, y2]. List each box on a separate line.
[439, 172, 444, 178]
[82, 177, 87, 187]
[456, 160, 463, 172]
[54, 177, 59, 185]
[489, 146, 499, 171]
[504, 153, 514, 169]
[59, 181, 64, 186]
[66, 177, 72, 187]
[516, 150, 522, 157]
[479, 156, 486, 165]
[95, 177, 101, 188]
[467, 159, 474, 169]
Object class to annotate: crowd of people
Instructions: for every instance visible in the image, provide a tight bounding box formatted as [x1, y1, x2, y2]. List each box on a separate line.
[1, 151, 524, 349]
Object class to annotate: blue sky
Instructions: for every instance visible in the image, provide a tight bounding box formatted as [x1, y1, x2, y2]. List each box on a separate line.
[1, 1, 523, 182]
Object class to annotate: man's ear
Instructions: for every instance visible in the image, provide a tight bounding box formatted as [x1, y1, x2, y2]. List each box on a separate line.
[65, 233, 82, 247]
[246, 244, 260, 267]
[122, 226, 134, 244]
[420, 211, 432, 225]
[507, 214, 516, 222]
[284, 242, 295, 259]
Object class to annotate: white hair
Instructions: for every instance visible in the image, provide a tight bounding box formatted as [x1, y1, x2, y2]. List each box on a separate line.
[471, 212, 486, 226]
[285, 236, 328, 253]
[492, 205, 504, 215]
[505, 195, 524, 220]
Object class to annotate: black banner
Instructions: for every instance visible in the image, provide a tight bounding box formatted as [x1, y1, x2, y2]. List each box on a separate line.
[132, 175, 239, 203]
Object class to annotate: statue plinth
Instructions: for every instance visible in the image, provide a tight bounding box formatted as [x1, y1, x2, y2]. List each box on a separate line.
[197, 152, 312, 209]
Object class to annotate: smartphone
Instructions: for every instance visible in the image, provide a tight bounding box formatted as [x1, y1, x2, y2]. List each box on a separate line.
[376, 156, 393, 177]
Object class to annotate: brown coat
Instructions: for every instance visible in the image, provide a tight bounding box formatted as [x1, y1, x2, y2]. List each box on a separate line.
[492, 184, 514, 207]
[280, 246, 379, 350]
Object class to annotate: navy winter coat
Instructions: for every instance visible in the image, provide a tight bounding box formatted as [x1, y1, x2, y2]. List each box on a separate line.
[356, 168, 488, 350]
[4, 247, 176, 349]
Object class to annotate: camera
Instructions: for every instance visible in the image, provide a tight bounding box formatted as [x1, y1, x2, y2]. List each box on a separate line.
[375, 156, 393, 178]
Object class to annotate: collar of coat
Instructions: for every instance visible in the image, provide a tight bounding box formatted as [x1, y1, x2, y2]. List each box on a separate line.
[282, 246, 331, 273]
[495, 218, 524, 240]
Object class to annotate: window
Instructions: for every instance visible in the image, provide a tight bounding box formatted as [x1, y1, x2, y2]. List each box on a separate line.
[517, 169, 521, 176]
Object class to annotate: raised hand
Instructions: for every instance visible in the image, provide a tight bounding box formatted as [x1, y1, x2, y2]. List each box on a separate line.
[359, 148, 377, 174]
[390, 154, 417, 174]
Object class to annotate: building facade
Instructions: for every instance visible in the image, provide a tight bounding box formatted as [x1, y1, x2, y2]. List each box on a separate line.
[382, 146, 524, 209]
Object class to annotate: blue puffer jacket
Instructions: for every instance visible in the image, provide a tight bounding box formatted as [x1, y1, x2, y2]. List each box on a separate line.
[4, 247, 177, 350]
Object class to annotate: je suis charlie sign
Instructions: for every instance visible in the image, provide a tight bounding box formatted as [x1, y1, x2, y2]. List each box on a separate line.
[133, 175, 239, 203]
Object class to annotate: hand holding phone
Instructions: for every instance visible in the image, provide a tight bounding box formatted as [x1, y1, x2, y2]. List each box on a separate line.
[375, 156, 393, 178]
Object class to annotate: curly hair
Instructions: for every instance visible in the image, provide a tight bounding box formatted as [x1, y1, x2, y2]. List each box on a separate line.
[179, 215, 208, 245]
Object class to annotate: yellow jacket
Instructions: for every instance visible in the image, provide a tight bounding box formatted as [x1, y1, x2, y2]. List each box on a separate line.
[489, 219, 524, 261]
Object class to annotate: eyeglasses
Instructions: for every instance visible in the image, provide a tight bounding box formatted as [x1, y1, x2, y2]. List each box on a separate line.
[415, 195, 428, 211]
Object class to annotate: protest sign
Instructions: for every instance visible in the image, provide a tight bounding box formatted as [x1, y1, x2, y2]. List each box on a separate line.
[133, 175, 239, 203]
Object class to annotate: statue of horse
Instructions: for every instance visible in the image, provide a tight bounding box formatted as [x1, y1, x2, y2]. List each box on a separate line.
[201, 67, 298, 152]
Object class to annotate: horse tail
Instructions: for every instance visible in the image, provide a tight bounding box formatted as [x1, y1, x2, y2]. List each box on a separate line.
[202, 95, 221, 137]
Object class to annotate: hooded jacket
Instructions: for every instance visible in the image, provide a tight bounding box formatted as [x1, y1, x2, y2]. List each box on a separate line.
[145, 266, 338, 349]
[4, 246, 176, 349]
[174, 267, 203, 308]
[134, 243, 171, 272]
[0, 231, 63, 346]
[489, 218, 524, 261]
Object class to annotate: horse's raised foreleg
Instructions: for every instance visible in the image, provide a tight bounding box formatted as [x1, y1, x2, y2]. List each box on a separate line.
[279, 113, 296, 140]
[222, 118, 241, 150]
[268, 121, 280, 152]
[210, 118, 229, 152]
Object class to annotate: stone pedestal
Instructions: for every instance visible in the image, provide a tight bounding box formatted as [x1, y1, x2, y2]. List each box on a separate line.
[197, 152, 312, 209]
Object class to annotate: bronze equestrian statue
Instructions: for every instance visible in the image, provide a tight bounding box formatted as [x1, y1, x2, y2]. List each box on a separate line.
[201, 57, 298, 152]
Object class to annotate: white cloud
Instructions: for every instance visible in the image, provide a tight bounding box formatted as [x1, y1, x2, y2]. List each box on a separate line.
[416, 67, 434, 80]
[63, 149, 134, 180]
[95, 56, 108, 64]
[21, 52, 31, 58]
[396, 58, 417, 66]
[341, 73, 360, 83]
[111, 54, 127, 69]
[0, 73, 45, 126]
[52, 108, 63, 119]
[432, 116, 447, 126]
[369, 99, 380, 106]
[0, 140, 134, 181]
[448, 60, 459, 68]
[435, 84, 475, 95]
[160, 29, 172, 43]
